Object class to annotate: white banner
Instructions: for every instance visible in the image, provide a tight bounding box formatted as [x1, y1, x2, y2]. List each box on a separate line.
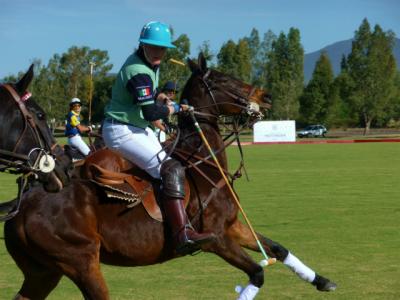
[253, 121, 296, 143]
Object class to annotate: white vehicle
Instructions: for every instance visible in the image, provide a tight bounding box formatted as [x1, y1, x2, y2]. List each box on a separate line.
[297, 125, 327, 138]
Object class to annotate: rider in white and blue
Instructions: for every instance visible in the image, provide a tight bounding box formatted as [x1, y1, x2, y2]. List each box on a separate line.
[65, 98, 92, 156]
[102, 21, 215, 254]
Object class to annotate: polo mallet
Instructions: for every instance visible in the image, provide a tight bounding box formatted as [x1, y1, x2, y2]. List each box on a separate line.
[169, 58, 186, 67]
[88, 61, 96, 150]
[168, 57, 186, 93]
[88, 61, 96, 125]
[188, 108, 276, 267]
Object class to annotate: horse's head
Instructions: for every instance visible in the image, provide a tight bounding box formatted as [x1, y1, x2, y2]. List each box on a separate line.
[181, 53, 271, 121]
[0, 65, 73, 192]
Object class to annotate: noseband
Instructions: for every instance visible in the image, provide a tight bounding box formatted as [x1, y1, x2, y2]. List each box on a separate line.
[0, 84, 57, 175]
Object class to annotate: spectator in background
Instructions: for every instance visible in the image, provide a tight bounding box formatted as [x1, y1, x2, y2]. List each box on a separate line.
[161, 81, 179, 102]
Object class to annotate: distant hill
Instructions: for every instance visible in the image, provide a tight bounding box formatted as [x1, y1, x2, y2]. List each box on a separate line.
[304, 38, 400, 82]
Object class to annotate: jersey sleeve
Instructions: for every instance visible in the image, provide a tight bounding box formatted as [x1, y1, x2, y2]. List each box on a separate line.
[70, 114, 80, 127]
[126, 73, 155, 106]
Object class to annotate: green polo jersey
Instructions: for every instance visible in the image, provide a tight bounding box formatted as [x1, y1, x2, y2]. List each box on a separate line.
[104, 52, 159, 128]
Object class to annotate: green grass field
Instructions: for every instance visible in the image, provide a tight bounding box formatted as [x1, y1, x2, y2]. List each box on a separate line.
[1, 143, 399, 299]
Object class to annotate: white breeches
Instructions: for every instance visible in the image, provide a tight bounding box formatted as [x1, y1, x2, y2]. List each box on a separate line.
[102, 120, 167, 179]
[68, 135, 91, 156]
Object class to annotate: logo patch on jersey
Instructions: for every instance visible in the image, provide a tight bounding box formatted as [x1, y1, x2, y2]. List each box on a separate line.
[138, 87, 151, 97]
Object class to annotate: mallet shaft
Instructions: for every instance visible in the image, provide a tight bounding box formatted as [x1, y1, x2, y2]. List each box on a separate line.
[169, 58, 186, 66]
[189, 112, 275, 265]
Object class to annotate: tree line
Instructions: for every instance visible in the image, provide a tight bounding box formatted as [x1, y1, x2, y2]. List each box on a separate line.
[3, 18, 399, 134]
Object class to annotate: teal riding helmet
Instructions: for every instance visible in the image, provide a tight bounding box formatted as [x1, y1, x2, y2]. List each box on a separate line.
[139, 21, 176, 49]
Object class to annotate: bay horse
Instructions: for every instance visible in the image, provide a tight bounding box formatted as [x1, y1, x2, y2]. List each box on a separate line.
[3, 55, 336, 299]
[0, 65, 72, 220]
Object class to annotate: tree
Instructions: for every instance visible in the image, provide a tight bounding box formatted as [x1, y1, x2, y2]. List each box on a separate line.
[30, 56, 66, 123]
[300, 52, 334, 124]
[244, 28, 262, 85]
[160, 33, 191, 98]
[217, 38, 252, 82]
[197, 40, 215, 67]
[383, 70, 400, 128]
[266, 28, 304, 120]
[347, 18, 397, 134]
[332, 71, 356, 128]
[256, 30, 277, 88]
[90, 73, 116, 123]
[217, 40, 239, 76]
[236, 39, 252, 82]
[26, 47, 113, 124]
[59, 46, 112, 103]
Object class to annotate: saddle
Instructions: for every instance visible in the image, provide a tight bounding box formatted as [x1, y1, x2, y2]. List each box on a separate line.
[85, 151, 190, 222]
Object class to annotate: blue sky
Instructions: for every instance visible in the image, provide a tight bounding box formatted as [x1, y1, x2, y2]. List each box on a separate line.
[1, 0, 399, 78]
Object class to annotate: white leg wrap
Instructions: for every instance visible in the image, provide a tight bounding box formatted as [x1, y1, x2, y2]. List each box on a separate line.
[237, 284, 259, 300]
[283, 252, 316, 283]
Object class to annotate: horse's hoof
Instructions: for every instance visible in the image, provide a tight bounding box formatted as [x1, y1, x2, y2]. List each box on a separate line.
[312, 274, 337, 292]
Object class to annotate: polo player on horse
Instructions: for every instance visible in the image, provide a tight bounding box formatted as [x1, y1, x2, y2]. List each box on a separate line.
[101, 21, 215, 254]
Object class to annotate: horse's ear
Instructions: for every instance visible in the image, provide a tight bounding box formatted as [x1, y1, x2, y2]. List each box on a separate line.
[198, 52, 207, 72]
[187, 57, 199, 73]
[16, 64, 34, 94]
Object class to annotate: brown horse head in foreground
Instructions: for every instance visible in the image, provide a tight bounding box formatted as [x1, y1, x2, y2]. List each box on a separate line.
[0, 65, 72, 194]
[3, 54, 335, 299]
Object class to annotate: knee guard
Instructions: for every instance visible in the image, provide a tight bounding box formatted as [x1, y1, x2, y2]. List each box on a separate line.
[160, 159, 185, 199]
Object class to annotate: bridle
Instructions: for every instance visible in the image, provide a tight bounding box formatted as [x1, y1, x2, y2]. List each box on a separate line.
[0, 84, 59, 175]
[194, 69, 264, 121]
[158, 69, 264, 167]
[172, 69, 268, 186]
[167, 69, 271, 226]
[0, 84, 73, 221]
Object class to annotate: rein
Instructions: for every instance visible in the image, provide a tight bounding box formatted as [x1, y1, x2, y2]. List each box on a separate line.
[164, 70, 265, 225]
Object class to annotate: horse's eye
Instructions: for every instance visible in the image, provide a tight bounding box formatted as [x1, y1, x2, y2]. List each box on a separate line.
[37, 113, 45, 120]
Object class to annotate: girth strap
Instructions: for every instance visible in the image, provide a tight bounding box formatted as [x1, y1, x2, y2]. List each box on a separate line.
[190, 178, 226, 226]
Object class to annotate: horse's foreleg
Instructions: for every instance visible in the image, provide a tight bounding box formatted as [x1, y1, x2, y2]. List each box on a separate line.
[65, 261, 109, 300]
[59, 243, 109, 300]
[227, 220, 337, 292]
[207, 236, 265, 300]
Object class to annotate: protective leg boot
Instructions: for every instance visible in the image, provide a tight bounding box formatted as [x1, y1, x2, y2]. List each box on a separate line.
[161, 159, 215, 254]
[164, 199, 216, 254]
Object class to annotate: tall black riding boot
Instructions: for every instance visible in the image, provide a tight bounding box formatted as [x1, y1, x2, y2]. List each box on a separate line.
[164, 198, 215, 254]
[161, 159, 215, 254]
